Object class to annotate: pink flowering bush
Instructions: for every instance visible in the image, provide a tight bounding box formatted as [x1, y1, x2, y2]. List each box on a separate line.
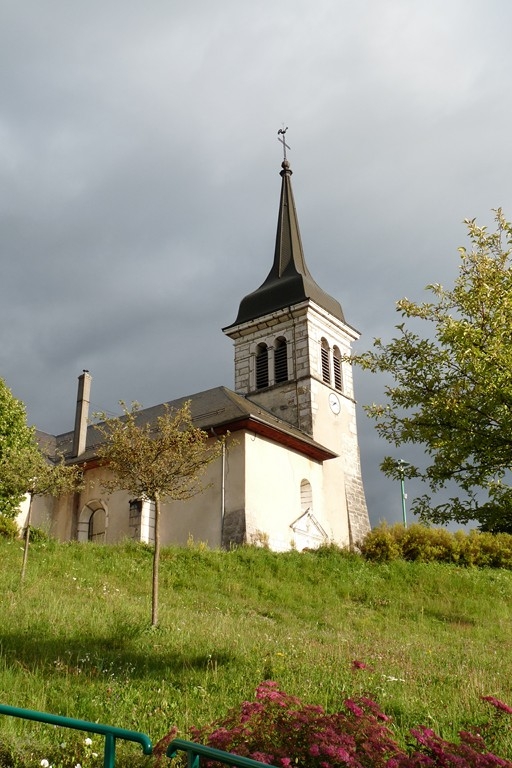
[481, 696, 512, 715]
[155, 682, 512, 768]
[186, 682, 398, 768]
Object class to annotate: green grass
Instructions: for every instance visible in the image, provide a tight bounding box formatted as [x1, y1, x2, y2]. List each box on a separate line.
[0, 538, 511, 764]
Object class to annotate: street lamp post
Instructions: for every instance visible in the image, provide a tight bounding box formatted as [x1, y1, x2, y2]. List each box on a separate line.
[397, 459, 408, 528]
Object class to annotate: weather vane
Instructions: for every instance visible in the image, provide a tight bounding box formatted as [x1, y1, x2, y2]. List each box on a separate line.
[277, 126, 290, 161]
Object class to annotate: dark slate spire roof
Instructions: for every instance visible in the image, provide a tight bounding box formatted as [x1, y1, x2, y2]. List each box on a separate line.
[227, 158, 344, 327]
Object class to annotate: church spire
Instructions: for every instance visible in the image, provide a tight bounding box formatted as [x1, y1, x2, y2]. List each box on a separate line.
[229, 141, 344, 328]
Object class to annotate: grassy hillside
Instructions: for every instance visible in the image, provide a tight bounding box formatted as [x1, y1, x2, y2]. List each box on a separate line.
[0, 538, 511, 763]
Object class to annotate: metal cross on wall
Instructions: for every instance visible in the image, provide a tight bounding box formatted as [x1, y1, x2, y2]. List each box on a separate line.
[277, 127, 290, 161]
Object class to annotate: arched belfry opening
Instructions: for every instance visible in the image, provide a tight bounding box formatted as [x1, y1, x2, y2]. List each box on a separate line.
[274, 337, 288, 383]
[255, 343, 269, 389]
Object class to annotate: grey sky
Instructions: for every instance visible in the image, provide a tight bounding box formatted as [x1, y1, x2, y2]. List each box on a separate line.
[1, 1, 511, 528]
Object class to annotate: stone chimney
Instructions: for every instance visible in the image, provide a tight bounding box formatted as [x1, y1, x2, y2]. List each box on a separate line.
[72, 370, 92, 457]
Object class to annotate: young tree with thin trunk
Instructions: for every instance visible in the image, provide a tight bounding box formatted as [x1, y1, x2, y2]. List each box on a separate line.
[95, 401, 224, 626]
[20, 453, 83, 580]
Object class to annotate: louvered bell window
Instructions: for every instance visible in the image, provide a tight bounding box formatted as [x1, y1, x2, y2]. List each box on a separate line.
[321, 338, 331, 384]
[274, 337, 288, 383]
[256, 343, 269, 389]
[333, 346, 343, 392]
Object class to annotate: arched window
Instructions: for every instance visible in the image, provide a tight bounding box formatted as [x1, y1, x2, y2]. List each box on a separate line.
[300, 479, 313, 514]
[77, 500, 107, 543]
[255, 343, 269, 389]
[274, 337, 288, 383]
[321, 338, 330, 384]
[333, 346, 343, 392]
[88, 508, 106, 542]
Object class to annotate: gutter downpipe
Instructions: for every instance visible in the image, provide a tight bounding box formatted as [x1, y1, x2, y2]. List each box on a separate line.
[211, 428, 226, 547]
[221, 440, 226, 543]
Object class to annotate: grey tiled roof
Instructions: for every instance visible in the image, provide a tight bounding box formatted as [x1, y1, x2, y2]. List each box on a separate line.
[50, 386, 336, 464]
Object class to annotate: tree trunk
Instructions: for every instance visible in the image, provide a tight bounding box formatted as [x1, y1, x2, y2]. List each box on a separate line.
[151, 494, 161, 626]
[20, 492, 34, 582]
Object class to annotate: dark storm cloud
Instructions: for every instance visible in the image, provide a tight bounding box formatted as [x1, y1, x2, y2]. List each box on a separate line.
[2, 0, 512, 527]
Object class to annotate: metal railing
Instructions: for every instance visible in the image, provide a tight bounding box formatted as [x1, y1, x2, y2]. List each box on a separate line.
[0, 703, 153, 768]
[167, 738, 277, 768]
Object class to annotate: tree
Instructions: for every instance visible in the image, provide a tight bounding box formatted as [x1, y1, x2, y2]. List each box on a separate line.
[94, 400, 225, 626]
[350, 209, 512, 530]
[20, 451, 83, 580]
[0, 378, 39, 519]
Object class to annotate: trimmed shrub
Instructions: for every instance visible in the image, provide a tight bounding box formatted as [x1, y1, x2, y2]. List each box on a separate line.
[399, 524, 458, 563]
[358, 523, 402, 562]
[361, 523, 512, 569]
[0, 515, 19, 539]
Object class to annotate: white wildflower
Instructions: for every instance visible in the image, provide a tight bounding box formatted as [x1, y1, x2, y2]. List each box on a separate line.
[40, 760, 50, 767]
[84, 737, 93, 746]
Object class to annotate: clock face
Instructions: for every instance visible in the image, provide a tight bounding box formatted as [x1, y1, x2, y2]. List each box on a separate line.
[329, 392, 341, 414]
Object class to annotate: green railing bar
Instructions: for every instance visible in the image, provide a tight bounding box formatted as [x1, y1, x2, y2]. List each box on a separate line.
[167, 738, 277, 768]
[0, 704, 152, 768]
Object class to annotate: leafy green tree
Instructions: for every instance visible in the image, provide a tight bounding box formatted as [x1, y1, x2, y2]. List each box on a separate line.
[351, 209, 512, 530]
[20, 452, 83, 580]
[0, 378, 39, 518]
[94, 401, 224, 626]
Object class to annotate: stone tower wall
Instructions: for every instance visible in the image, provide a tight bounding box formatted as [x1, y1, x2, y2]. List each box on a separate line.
[225, 300, 371, 543]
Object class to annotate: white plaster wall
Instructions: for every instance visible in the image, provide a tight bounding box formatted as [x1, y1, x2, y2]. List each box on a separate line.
[161, 446, 223, 546]
[15, 494, 31, 532]
[49, 464, 129, 543]
[48, 435, 244, 548]
[158, 434, 244, 547]
[305, 305, 369, 543]
[15, 493, 55, 534]
[50, 493, 76, 540]
[243, 432, 331, 551]
[45, 425, 356, 550]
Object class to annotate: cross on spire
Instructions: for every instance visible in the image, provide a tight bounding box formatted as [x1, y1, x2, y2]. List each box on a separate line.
[277, 127, 290, 162]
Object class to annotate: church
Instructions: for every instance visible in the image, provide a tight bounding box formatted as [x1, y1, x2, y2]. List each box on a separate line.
[23, 149, 371, 551]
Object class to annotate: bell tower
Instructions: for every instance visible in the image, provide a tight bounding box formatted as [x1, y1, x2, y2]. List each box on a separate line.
[223, 141, 370, 544]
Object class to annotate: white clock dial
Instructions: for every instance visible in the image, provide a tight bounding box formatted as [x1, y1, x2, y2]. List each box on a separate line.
[329, 392, 340, 414]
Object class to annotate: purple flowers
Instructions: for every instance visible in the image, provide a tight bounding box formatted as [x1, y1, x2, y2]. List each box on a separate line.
[482, 696, 512, 715]
[156, 680, 512, 767]
[351, 660, 372, 672]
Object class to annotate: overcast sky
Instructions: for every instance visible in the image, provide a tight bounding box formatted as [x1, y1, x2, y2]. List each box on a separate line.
[1, 1, 511, 529]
